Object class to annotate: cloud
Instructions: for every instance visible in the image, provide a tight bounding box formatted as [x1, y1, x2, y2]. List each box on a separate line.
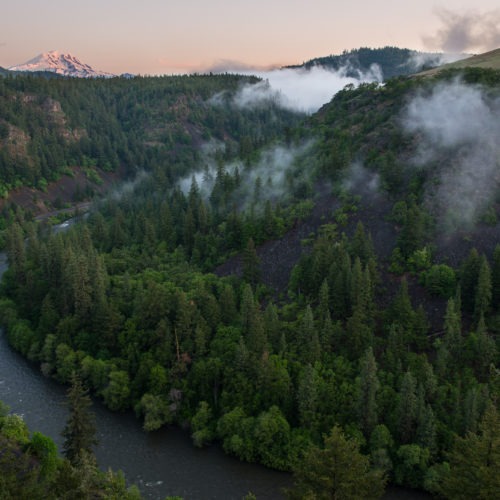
[211, 65, 383, 114]
[402, 79, 500, 228]
[406, 51, 466, 72]
[343, 162, 380, 199]
[204, 59, 280, 73]
[424, 8, 500, 53]
[106, 170, 149, 201]
[178, 140, 314, 208]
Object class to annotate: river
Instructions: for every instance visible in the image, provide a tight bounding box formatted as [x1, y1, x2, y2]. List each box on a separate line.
[0, 245, 431, 500]
[0, 247, 288, 499]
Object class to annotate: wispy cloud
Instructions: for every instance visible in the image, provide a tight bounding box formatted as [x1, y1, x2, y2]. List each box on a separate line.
[406, 51, 466, 71]
[402, 79, 500, 229]
[178, 139, 314, 209]
[210, 64, 382, 114]
[424, 8, 500, 53]
[204, 59, 280, 73]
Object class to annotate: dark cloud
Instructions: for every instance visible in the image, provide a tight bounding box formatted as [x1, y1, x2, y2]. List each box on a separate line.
[424, 8, 500, 53]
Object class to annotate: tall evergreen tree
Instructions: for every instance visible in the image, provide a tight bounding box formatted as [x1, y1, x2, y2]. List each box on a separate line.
[358, 347, 380, 437]
[440, 404, 500, 499]
[297, 363, 319, 430]
[443, 298, 462, 364]
[460, 248, 481, 313]
[242, 238, 261, 287]
[397, 371, 418, 444]
[62, 373, 97, 467]
[288, 425, 386, 499]
[474, 255, 492, 322]
[491, 244, 500, 311]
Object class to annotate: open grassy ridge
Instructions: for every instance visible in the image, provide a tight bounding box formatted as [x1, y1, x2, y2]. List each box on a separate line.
[418, 47, 500, 76]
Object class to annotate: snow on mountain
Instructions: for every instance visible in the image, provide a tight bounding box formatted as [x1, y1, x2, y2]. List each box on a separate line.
[8, 51, 115, 78]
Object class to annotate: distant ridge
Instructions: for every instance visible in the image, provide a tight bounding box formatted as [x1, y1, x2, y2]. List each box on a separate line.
[417, 47, 500, 76]
[287, 47, 465, 80]
[8, 51, 114, 78]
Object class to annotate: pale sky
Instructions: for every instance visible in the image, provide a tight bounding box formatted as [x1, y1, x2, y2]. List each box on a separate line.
[2, 1, 500, 74]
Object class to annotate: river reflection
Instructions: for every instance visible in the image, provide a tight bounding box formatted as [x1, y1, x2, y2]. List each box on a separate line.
[0, 328, 291, 499]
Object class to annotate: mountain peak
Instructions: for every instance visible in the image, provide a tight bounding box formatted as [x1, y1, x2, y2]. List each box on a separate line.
[8, 51, 114, 78]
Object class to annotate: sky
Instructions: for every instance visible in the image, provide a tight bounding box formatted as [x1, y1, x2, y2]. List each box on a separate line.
[2, 1, 500, 75]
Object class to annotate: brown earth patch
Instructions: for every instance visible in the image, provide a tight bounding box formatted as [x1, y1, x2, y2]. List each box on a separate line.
[215, 189, 453, 332]
[0, 165, 127, 218]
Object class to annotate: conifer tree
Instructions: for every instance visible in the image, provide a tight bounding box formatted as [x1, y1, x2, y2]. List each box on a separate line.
[351, 221, 375, 264]
[460, 248, 481, 313]
[240, 284, 266, 356]
[242, 238, 261, 287]
[263, 303, 280, 353]
[317, 279, 330, 324]
[288, 425, 386, 499]
[298, 305, 320, 363]
[397, 371, 418, 444]
[62, 373, 97, 467]
[474, 319, 497, 381]
[358, 347, 380, 437]
[297, 364, 319, 430]
[443, 298, 462, 363]
[219, 284, 237, 325]
[5, 222, 26, 281]
[491, 244, 500, 311]
[474, 255, 492, 321]
[440, 404, 500, 499]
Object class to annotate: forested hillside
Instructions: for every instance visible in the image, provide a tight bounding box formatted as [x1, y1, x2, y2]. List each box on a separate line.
[0, 73, 301, 205]
[287, 46, 446, 79]
[1, 65, 499, 498]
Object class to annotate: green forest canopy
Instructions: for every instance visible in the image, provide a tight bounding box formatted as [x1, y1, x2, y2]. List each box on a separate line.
[1, 66, 500, 498]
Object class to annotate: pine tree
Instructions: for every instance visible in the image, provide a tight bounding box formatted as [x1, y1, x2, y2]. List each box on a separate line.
[317, 279, 330, 324]
[62, 373, 97, 467]
[351, 221, 375, 264]
[288, 426, 386, 499]
[388, 278, 414, 341]
[5, 222, 26, 281]
[358, 347, 380, 437]
[264, 303, 281, 353]
[474, 255, 492, 322]
[417, 405, 437, 453]
[440, 404, 500, 499]
[297, 305, 320, 363]
[240, 284, 266, 356]
[474, 319, 497, 381]
[219, 284, 237, 325]
[460, 248, 481, 313]
[397, 371, 418, 444]
[242, 238, 261, 287]
[491, 245, 500, 311]
[443, 298, 462, 363]
[297, 364, 319, 430]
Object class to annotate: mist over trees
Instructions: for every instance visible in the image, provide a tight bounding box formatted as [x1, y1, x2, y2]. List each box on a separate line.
[1, 63, 500, 498]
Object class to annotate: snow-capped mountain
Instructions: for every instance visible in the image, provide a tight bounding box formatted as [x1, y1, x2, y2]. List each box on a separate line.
[8, 51, 115, 78]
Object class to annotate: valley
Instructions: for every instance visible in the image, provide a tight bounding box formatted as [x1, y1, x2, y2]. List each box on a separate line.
[1, 47, 499, 499]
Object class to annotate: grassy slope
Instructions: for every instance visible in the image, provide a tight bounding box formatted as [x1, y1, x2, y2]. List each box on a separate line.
[418, 48, 500, 76]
